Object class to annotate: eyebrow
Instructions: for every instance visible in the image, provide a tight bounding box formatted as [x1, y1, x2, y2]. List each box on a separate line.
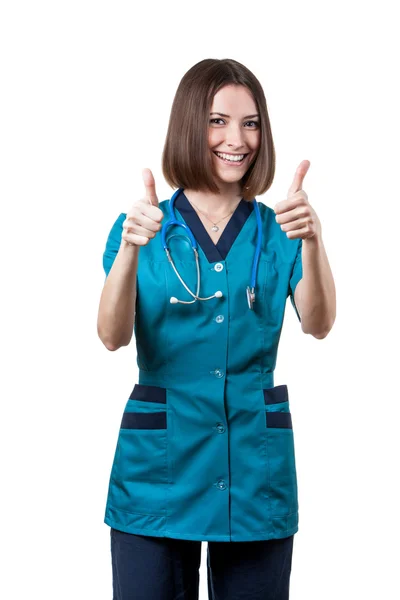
[210, 112, 260, 119]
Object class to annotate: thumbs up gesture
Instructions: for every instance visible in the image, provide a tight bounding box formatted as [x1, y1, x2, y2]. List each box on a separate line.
[122, 169, 164, 247]
[274, 160, 321, 240]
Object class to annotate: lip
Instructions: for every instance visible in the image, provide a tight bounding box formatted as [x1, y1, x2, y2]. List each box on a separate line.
[213, 151, 249, 166]
[214, 151, 249, 156]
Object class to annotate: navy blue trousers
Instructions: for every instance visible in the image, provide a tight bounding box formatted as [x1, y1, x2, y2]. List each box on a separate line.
[110, 528, 294, 599]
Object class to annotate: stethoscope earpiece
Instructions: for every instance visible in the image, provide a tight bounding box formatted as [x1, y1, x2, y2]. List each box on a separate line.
[162, 189, 262, 310]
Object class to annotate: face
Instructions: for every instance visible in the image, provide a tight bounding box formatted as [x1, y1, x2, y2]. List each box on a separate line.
[208, 84, 261, 187]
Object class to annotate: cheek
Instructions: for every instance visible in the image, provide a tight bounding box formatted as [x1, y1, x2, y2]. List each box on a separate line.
[208, 129, 221, 148]
[249, 132, 261, 152]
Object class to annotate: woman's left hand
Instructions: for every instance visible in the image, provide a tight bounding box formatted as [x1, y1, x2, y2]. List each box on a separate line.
[274, 160, 321, 240]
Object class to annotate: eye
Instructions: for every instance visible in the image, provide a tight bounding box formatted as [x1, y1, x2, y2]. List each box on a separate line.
[209, 118, 259, 127]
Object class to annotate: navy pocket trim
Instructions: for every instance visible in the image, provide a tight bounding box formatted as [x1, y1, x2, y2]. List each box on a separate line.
[263, 384, 289, 405]
[120, 411, 167, 429]
[266, 412, 293, 429]
[129, 384, 167, 404]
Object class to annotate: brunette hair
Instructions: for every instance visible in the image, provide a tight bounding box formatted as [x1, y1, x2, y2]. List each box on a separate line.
[162, 58, 276, 202]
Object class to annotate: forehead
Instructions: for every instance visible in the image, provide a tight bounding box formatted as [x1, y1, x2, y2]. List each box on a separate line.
[211, 84, 257, 115]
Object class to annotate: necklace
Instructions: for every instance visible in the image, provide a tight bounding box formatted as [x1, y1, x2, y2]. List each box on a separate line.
[187, 198, 240, 232]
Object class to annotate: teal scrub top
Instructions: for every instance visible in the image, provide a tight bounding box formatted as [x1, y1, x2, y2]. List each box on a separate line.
[102, 190, 303, 542]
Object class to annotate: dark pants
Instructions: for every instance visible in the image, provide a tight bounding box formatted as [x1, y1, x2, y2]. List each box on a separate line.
[110, 527, 294, 599]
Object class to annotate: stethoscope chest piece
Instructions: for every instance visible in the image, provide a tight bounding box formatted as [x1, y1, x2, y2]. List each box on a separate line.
[246, 286, 255, 310]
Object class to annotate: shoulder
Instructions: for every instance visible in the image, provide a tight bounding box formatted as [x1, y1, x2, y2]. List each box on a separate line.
[112, 212, 127, 224]
[254, 198, 276, 223]
[254, 198, 279, 239]
[158, 199, 171, 221]
[255, 199, 301, 263]
[255, 200, 274, 222]
[105, 212, 126, 242]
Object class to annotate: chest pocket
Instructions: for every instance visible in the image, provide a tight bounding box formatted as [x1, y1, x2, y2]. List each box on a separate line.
[262, 258, 291, 326]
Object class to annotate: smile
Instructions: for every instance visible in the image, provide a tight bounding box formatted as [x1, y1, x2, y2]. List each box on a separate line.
[213, 151, 249, 166]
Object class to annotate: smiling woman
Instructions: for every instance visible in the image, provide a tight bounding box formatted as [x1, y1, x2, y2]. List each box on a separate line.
[101, 58, 305, 600]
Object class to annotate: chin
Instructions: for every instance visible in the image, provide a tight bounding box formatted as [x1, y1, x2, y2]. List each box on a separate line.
[215, 172, 243, 184]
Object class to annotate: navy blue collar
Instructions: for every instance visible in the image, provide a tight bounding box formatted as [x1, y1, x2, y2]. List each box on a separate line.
[173, 189, 254, 263]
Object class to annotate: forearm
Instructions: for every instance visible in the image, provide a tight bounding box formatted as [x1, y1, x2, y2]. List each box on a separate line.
[97, 241, 139, 350]
[300, 235, 336, 337]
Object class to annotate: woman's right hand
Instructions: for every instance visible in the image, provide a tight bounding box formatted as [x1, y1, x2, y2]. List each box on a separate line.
[122, 168, 164, 247]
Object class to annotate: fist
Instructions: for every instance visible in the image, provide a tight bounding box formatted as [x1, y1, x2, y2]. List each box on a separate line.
[274, 160, 321, 240]
[122, 169, 164, 247]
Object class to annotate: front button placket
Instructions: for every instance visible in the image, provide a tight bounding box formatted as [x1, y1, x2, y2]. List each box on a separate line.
[213, 262, 226, 325]
[208, 259, 230, 533]
[211, 369, 224, 378]
[214, 479, 227, 490]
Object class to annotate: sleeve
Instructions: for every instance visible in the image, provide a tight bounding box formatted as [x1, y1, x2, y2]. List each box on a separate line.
[288, 238, 303, 322]
[102, 213, 127, 278]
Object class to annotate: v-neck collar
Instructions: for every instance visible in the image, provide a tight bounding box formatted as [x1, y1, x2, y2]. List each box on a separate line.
[173, 189, 254, 263]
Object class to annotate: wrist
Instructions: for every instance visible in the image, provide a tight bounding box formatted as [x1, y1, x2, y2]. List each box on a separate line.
[303, 232, 322, 248]
[121, 239, 140, 251]
[119, 240, 141, 258]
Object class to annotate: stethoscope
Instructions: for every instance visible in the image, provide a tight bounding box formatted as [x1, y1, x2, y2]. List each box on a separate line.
[161, 187, 263, 310]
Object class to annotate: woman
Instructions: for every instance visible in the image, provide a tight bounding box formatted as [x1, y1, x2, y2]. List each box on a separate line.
[98, 58, 336, 600]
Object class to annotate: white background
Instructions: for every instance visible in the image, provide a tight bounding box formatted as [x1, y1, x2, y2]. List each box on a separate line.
[1, 1, 399, 598]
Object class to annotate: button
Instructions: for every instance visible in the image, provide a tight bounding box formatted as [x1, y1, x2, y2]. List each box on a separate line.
[215, 315, 224, 323]
[211, 369, 224, 378]
[214, 263, 224, 272]
[216, 423, 225, 433]
[215, 480, 227, 490]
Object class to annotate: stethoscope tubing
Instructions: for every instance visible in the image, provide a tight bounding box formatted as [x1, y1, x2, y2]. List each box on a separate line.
[161, 188, 262, 307]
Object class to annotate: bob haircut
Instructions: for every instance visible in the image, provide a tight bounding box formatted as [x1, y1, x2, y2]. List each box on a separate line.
[162, 58, 276, 203]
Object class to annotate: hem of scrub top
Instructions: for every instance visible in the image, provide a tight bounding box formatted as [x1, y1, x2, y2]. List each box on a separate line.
[105, 515, 299, 542]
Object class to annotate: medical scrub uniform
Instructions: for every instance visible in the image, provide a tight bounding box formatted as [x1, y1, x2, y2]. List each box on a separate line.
[102, 189, 303, 544]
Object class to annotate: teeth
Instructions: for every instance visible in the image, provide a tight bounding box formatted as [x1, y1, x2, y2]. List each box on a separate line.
[216, 152, 245, 162]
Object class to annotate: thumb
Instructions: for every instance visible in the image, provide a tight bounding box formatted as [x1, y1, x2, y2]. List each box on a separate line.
[288, 160, 310, 196]
[142, 168, 159, 206]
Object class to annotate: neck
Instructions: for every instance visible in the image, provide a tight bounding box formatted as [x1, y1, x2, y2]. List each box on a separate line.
[184, 183, 243, 218]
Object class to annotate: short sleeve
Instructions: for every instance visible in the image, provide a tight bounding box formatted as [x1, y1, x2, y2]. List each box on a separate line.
[288, 238, 303, 322]
[103, 213, 126, 278]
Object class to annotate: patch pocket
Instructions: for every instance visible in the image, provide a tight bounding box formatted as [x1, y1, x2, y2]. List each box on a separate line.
[264, 384, 290, 414]
[129, 383, 167, 405]
[125, 383, 168, 417]
[110, 384, 168, 516]
[264, 385, 298, 517]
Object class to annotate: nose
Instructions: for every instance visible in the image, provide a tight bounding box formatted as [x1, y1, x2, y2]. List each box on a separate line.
[225, 122, 246, 149]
